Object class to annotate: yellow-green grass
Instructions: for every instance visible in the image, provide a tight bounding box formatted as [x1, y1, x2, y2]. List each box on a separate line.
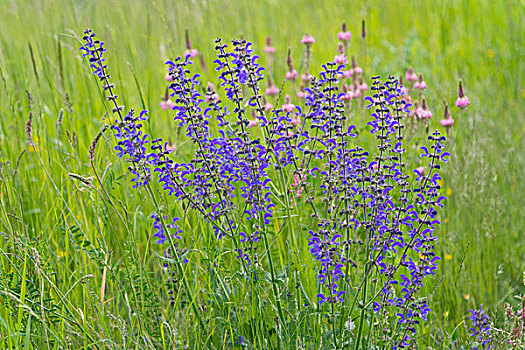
[0, 0, 522, 348]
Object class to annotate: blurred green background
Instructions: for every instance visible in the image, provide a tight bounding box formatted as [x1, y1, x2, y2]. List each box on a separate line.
[0, 0, 523, 348]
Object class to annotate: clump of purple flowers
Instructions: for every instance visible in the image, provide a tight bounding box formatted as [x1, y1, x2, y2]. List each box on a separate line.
[469, 304, 492, 349]
[79, 27, 452, 348]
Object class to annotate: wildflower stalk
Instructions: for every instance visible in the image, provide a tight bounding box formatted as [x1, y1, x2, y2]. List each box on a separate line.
[80, 30, 208, 331]
[77, 30, 451, 348]
[215, 39, 289, 341]
[238, 42, 299, 253]
[354, 75, 391, 350]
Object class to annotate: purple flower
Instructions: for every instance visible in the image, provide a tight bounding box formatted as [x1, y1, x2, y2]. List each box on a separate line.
[469, 304, 492, 349]
[80, 30, 453, 347]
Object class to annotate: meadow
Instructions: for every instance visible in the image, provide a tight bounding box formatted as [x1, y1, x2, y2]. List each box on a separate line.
[0, 0, 523, 348]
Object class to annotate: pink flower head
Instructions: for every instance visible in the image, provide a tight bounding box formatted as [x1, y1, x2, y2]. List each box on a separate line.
[286, 69, 299, 80]
[411, 101, 422, 119]
[166, 140, 176, 153]
[414, 73, 427, 90]
[301, 71, 313, 82]
[455, 79, 470, 109]
[338, 22, 352, 42]
[292, 173, 301, 186]
[297, 89, 307, 99]
[294, 173, 306, 184]
[160, 99, 175, 111]
[421, 98, 432, 119]
[282, 95, 296, 113]
[341, 92, 353, 101]
[247, 119, 259, 128]
[262, 97, 273, 111]
[333, 43, 348, 64]
[416, 166, 426, 177]
[440, 118, 454, 127]
[406, 67, 417, 82]
[165, 72, 174, 82]
[415, 107, 424, 119]
[337, 42, 345, 55]
[301, 33, 315, 45]
[455, 96, 470, 109]
[348, 57, 362, 76]
[264, 37, 275, 55]
[266, 80, 279, 96]
[352, 84, 362, 98]
[290, 115, 301, 126]
[440, 101, 454, 129]
[286, 51, 298, 80]
[341, 84, 353, 101]
[184, 48, 198, 59]
[334, 54, 348, 65]
[359, 78, 368, 91]
[205, 82, 219, 103]
[291, 172, 307, 198]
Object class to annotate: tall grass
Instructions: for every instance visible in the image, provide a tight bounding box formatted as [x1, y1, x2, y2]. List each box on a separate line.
[0, 0, 522, 348]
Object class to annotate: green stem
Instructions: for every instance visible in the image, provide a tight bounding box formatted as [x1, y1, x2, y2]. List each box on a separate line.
[262, 231, 288, 347]
[354, 265, 369, 350]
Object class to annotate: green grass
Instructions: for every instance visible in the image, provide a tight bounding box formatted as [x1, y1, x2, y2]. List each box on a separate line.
[0, 0, 523, 348]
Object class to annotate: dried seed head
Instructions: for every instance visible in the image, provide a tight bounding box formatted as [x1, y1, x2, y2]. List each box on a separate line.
[25, 91, 34, 146]
[89, 125, 109, 162]
[26, 111, 33, 146]
[68, 173, 93, 186]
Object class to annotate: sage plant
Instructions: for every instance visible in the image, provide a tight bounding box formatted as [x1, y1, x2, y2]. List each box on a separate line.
[469, 305, 493, 349]
[80, 28, 450, 348]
